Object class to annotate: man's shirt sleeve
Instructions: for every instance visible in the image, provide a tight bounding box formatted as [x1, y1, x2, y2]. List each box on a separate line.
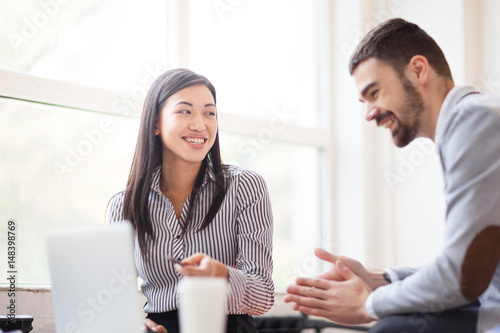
[370, 101, 500, 318]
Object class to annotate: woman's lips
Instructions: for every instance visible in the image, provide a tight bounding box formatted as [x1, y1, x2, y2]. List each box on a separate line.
[183, 137, 206, 144]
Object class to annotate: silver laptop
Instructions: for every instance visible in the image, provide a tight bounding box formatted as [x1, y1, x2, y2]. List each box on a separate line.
[47, 223, 144, 333]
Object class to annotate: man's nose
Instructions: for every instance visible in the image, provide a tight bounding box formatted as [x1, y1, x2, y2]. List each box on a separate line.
[365, 103, 379, 122]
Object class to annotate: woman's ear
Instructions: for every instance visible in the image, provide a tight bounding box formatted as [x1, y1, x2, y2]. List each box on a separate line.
[154, 117, 160, 136]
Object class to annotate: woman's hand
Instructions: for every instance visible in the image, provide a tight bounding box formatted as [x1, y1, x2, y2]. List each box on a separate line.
[175, 253, 229, 278]
[144, 318, 168, 333]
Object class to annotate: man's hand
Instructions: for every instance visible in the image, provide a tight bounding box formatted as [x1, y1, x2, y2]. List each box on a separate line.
[175, 253, 229, 278]
[315, 248, 389, 290]
[144, 318, 167, 333]
[285, 260, 374, 325]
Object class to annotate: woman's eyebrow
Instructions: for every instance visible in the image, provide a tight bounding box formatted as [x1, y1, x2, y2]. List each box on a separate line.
[176, 101, 193, 106]
[175, 101, 215, 108]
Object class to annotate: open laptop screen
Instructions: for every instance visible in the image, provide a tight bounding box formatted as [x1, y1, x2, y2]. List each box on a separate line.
[47, 223, 143, 333]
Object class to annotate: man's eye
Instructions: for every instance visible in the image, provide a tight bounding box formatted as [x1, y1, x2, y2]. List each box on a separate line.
[371, 90, 379, 98]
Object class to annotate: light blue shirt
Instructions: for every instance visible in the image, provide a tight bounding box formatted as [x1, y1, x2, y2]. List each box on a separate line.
[366, 86, 500, 332]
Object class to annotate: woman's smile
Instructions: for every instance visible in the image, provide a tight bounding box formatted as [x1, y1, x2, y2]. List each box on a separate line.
[182, 135, 208, 147]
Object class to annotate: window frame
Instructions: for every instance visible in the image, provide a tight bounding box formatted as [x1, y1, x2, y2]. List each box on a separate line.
[0, 0, 337, 289]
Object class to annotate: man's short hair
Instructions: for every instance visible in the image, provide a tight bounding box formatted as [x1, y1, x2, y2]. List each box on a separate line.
[349, 18, 453, 80]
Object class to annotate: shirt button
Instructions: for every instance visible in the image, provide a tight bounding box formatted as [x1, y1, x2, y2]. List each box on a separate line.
[175, 235, 181, 240]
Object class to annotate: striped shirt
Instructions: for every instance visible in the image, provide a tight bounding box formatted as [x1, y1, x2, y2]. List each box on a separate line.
[106, 164, 274, 315]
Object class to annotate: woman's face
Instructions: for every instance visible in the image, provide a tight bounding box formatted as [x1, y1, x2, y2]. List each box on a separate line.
[155, 84, 218, 166]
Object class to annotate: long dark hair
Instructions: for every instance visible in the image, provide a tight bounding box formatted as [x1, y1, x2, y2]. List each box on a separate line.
[123, 69, 227, 259]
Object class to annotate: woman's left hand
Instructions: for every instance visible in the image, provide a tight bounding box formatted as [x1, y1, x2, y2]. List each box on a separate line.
[144, 318, 168, 333]
[175, 253, 229, 279]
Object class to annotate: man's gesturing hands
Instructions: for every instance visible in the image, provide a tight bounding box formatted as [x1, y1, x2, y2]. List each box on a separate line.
[284, 248, 384, 325]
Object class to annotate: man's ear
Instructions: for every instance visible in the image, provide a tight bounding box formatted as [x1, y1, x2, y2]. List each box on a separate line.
[406, 55, 430, 85]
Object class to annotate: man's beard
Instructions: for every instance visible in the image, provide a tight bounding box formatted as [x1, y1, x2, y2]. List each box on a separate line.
[393, 78, 425, 148]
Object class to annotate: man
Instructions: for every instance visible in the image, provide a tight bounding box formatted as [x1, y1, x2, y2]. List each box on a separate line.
[285, 18, 500, 333]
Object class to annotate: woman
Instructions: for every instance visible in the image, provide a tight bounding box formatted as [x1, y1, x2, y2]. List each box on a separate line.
[106, 69, 274, 333]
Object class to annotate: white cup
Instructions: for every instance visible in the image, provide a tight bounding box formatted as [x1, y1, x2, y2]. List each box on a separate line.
[178, 276, 228, 333]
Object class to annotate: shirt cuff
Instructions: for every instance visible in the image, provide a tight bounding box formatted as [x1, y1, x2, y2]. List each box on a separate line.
[365, 292, 379, 320]
[226, 266, 247, 312]
[383, 268, 399, 282]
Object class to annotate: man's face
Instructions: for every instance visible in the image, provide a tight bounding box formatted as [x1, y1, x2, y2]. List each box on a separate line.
[353, 58, 425, 147]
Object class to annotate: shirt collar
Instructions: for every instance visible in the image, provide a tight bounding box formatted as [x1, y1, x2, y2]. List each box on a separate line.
[151, 162, 217, 195]
[151, 166, 162, 195]
[205, 161, 217, 185]
[434, 86, 478, 146]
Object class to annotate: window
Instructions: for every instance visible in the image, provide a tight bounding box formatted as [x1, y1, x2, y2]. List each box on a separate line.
[0, 97, 138, 284]
[0, 0, 168, 92]
[0, 0, 167, 286]
[187, 0, 329, 289]
[2, 0, 480, 296]
[0, 0, 332, 291]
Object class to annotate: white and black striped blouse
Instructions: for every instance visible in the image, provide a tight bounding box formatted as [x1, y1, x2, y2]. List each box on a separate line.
[106, 164, 274, 315]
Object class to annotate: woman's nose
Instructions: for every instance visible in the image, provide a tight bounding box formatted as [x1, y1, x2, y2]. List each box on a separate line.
[189, 114, 205, 131]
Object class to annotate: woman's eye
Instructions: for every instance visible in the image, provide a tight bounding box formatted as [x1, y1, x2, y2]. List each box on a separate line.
[206, 111, 216, 116]
[178, 110, 190, 114]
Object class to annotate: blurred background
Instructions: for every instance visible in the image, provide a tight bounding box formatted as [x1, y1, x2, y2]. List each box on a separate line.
[1, 0, 500, 327]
